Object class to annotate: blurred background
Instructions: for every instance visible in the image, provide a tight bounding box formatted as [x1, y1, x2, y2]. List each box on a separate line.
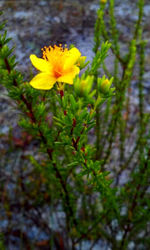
[0, 0, 150, 249]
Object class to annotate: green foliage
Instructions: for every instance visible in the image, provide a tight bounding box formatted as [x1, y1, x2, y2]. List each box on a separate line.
[0, 234, 5, 250]
[0, 1, 150, 249]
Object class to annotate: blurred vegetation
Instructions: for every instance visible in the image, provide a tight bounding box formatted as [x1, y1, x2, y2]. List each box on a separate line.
[0, 0, 150, 249]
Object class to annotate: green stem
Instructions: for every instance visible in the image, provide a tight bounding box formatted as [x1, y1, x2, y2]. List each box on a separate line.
[95, 104, 100, 160]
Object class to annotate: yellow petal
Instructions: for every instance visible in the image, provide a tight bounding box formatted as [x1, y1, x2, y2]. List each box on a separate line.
[30, 73, 56, 90]
[30, 54, 52, 73]
[58, 66, 80, 85]
[64, 48, 81, 70]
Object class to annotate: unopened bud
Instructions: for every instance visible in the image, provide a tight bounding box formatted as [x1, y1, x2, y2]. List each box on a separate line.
[74, 75, 94, 97]
[98, 76, 114, 94]
[76, 56, 89, 70]
[100, 0, 107, 4]
[101, 79, 111, 92]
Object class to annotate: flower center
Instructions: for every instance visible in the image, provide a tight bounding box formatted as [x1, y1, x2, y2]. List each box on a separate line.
[41, 44, 69, 79]
[54, 70, 62, 78]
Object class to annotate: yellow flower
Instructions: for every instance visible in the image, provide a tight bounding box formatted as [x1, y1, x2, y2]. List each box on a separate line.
[29, 45, 81, 90]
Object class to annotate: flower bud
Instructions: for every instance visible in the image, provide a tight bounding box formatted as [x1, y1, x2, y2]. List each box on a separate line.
[76, 56, 89, 70]
[98, 76, 114, 94]
[100, 0, 107, 4]
[74, 75, 94, 97]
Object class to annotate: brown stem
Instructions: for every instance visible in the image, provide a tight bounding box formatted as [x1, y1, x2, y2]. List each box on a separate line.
[4, 58, 11, 73]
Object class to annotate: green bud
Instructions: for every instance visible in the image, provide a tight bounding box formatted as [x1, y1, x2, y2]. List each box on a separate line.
[74, 74, 94, 97]
[100, 0, 107, 4]
[76, 56, 89, 70]
[98, 76, 114, 94]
